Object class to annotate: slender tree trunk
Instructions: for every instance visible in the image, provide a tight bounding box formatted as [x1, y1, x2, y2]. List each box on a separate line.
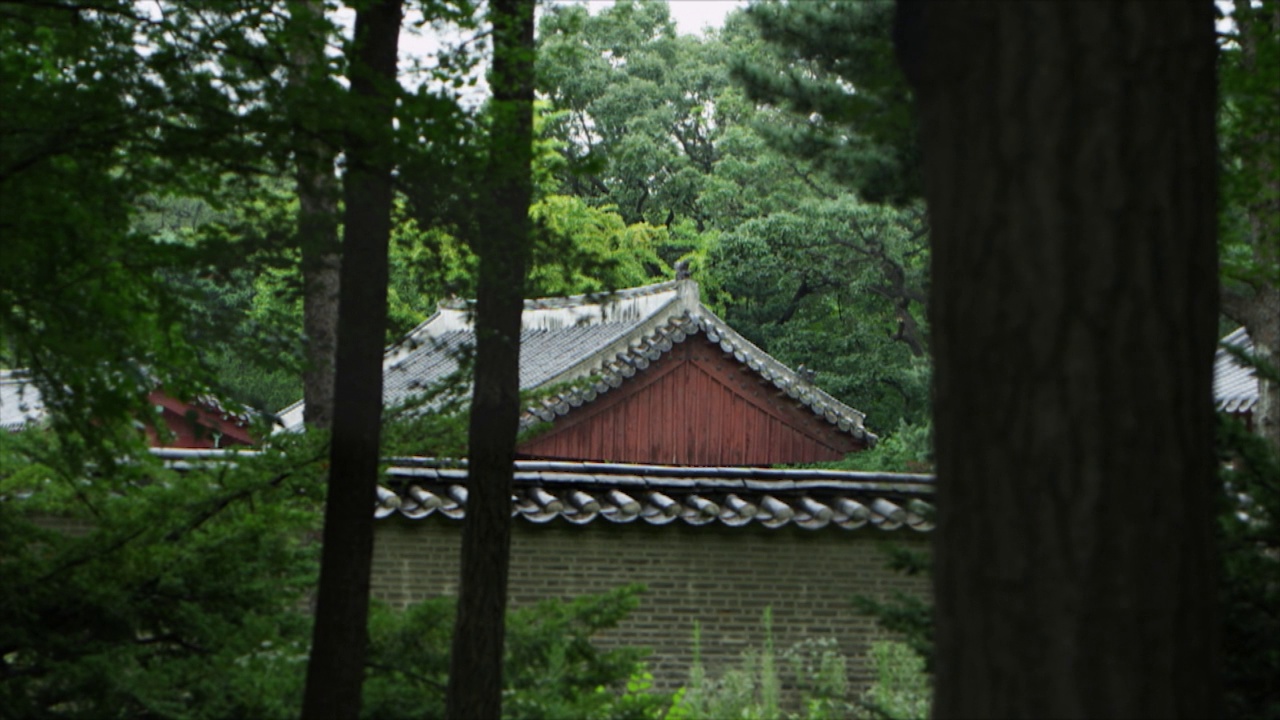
[287, 0, 341, 430]
[445, 0, 535, 717]
[300, 0, 402, 716]
[900, 2, 1221, 717]
[1255, 337, 1280, 448]
[1224, 286, 1280, 447]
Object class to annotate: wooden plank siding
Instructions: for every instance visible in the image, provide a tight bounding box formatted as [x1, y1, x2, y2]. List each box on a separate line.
[518, 338, 866, 466]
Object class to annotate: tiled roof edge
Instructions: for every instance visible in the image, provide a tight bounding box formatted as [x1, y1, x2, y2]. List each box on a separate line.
[1215, 328, 1259, 413]
[690, 306, 876, 444]
[149, 449, 933, 532]
[376, 484, 934, 532]
[438, 280, 686, 312]
[279, 305, 471, 428]
[278, 278, 878, 439]
[517, 293, 877, 445]
[377, 460, 933, 532]
[518, 308, 699, 427]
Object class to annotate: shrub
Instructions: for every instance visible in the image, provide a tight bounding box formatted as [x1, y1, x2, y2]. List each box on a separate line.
[363, 583, 671, 719]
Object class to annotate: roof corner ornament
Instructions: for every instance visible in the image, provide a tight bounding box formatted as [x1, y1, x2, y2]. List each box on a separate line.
[674, 259, 691, 281]
[672, 260, 701, 310]
[797, 364, 817, 384]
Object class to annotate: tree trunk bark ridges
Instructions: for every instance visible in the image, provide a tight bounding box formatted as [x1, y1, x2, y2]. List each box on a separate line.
[299, 173, 341, 430]
[288, 0, 342, 431]
[904, 2, 1221, 717]
[300, 0, 402, 717]
[446, 1, 536, 718]
[300, 196, 340, 430]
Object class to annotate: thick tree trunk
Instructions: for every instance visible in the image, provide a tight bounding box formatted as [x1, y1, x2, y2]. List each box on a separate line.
[901, 2, 1221, 717]
[445, 1, 535, 717]
[287, 0, 342, 430]
[300, 0, 402, 716]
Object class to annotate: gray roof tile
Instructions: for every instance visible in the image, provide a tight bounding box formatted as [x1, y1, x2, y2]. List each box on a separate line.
[1216, 328, 1260, 413]
[370, 456, 937, 532]
[277, 280, 877, 444]
[147, 449, 939, 533]
[0, 370, 46, 431]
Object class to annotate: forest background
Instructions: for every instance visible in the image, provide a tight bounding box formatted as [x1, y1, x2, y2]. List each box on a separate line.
[3, 0, 936, 448]
[0, 0, 1275, 718]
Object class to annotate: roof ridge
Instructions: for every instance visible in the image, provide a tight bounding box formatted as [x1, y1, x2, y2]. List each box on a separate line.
[696, 302, 865, 420]
[278, 278, 881, 440]
[435, 280, 684, 312]
[521, 303, 877, 444]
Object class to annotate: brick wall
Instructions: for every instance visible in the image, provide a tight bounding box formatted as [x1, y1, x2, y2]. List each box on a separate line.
[371, 516, 930, 696]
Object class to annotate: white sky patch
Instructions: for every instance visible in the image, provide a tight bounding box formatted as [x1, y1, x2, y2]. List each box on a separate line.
[663, 0, 746, 36]
[385, 1, 746, 103]
[559, 0, 745, 36]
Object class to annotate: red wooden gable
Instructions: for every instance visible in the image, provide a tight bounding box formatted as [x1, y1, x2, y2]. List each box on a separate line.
[279, 280, 875, 453]
[144, 390, 256, 449]
[518, 337, 867, 466]
[0, 372, 255, 448]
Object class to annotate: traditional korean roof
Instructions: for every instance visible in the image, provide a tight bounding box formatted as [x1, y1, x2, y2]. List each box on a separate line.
[378, 458, 934, 532]
[0, 370, 251, 444]
[277, 279, 875, 443]
[0, 369, 46, 431]
[149, 449, 935, 532]
[1216, 328, 1260, 414]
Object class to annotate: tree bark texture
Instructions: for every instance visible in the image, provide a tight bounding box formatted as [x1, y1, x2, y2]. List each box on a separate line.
[300, 0, 402, 716]
[445, 1, 535, 717]
[287, 0, 342, 431]
[902, 2, 1221, 717]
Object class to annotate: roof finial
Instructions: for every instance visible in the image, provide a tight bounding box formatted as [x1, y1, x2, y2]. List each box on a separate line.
[674, 260, 691, 281]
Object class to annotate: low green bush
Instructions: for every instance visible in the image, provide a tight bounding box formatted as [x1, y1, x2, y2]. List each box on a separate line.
[666, 609, 930, 720]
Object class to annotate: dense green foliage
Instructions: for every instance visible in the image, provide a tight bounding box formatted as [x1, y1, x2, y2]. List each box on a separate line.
[1218, 0, 1280, 290]
[366, 584, 669, 719]
[1218, 411, 1280, 718]
[0, 1, 264, 444]
[0, 427, 665, 718]
[2, 0, 934, 438]
[824, 421, 932, 474]
[1217, 0, 1278, 464]
[707, 198, 930, 429]
[534, 0, 931, 437]
[734, 0, 920, 207]
[0, 432, 326, 718]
